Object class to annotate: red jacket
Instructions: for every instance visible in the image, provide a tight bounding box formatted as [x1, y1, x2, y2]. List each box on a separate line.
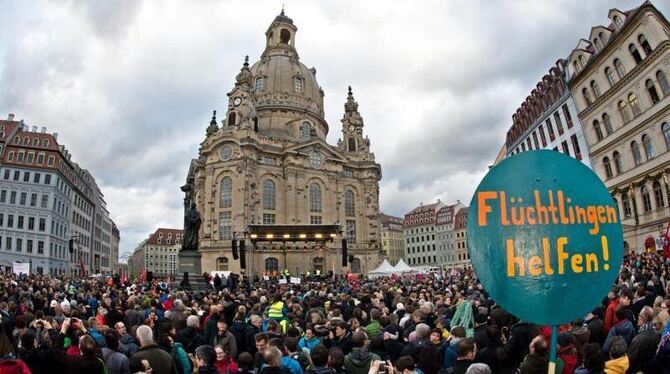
[0, 358, 31, 374]
[215, 358, 238, 374]
[604, 299, 619, 334]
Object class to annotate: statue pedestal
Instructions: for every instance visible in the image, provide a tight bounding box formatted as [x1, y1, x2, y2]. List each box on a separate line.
[177, 251, 208, 291]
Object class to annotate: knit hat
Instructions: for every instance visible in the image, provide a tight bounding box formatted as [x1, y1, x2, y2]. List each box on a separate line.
[396, 303, 405, 311]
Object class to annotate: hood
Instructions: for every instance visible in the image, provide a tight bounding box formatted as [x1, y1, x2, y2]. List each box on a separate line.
[348, 348, 373, 366]
[605, 355, 629, 373]
[310, 367, 336, 374]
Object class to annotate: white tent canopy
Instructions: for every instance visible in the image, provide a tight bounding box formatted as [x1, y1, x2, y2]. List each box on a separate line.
[393, 258, 414, 273]
[368, 259, 396, 276]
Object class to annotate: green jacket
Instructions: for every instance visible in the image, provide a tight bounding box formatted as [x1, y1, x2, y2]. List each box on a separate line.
[344, 348, 380, 374]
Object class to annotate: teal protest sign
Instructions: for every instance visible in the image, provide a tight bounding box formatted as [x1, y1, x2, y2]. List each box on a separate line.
[467, 151, 623, 326]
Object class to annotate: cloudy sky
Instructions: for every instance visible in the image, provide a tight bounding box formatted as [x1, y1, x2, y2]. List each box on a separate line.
[1, 0, 667, 260]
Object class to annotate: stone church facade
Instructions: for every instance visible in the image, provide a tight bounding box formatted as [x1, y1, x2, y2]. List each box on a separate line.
[185, 11, 383, 275]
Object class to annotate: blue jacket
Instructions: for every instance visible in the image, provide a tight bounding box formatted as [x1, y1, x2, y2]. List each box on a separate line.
[173, 342, 192, 374]
[602, 319, 635, 355]
[443, 340, 458, 368]
[298, 336, 321, 352]
[281, 356, 304, 374]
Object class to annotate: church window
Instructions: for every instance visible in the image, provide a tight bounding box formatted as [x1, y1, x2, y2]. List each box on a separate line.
[280, 29, 291, 44]
[309, 151, 321, 169]
[590, 80, 601, 98]
[228, 112, 236, 126]
[629, 44, 642, 64]
[603, 157, 612, 178]
[345, 190, 355, 217]
[641, 185, 652, 212]
[220, 145, 233, 161]
[309, 183, 321, 213]
[657, 70, 670, 96]
[351, 257, 361, 273]
[310, 215, 322, 224]
[605, 67, 616, 86]
[294, 77, 302, 93]
[639, 34, 652, 55]
[618, 101, 630, 123]
[603, 113, 613, 135]
[220, 177, 232, 208]
[593, 120, 603, 141]
[263, 179, 276, 210]
[647, 79, 660, 104]
[654, 181, 665, 208]
[219, 211, 232, 240]
[263, 213, 275, 224]
[216, 257, 229, 271]
[631, 141, 642, 166]
[300, 122, 311, 139]
[255, 77, 264, 92]
[628, 93, 640, 116]
[622, 194, 631, 217]
[642, 134, 654, 160]
[265, 257, 279, 272]
[614, 59, 625, 78]
[348, 138, 356, 152]
[613, 151, 622, 174]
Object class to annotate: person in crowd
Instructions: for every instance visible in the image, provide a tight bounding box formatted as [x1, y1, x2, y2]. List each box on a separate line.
[130, 325, 178, 374]
[260, 347, 285, 374]
[519, 335, 549, 374]
[626, 305, 659, 373]
[450, 337, 477, 374]
[215, 345, 239, 374]
[116, 322, 140, 357]
[103, 330, 131, 374]
[344, 331, 379, 374]
[604, 336, 628, 374]
[194, 345, 219, 374]
[177, 315, 207, 355]
[214, 320, 238, 359]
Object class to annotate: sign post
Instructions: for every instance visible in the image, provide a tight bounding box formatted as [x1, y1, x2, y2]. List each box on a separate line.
[467, 151, 623, 374]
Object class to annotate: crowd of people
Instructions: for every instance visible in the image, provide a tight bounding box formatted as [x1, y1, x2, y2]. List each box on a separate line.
[0, 252, 669, 374]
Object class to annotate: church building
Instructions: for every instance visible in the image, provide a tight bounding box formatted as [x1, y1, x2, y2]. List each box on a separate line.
[184, 10, 383, 275]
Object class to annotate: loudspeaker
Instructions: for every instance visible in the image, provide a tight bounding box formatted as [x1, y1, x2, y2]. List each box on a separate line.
[342, 238, 348, 266]
[232, 240, 239, 260]
[239, 240, 246, 269]
[68, 239, 74, 254]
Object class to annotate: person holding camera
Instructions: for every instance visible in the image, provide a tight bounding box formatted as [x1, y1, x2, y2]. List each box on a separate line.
[327, 321, 353, 355]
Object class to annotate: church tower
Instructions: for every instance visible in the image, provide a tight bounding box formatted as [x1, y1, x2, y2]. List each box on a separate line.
[340, 86, 370, 153]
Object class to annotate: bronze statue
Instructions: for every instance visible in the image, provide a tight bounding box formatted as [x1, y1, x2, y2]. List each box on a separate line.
[182, 202, 201, 252]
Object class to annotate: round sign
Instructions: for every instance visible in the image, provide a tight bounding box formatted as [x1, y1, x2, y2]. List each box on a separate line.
[467, 151, 623, 325]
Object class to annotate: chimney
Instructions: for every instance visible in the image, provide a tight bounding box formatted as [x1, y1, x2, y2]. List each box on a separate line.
[32, 126, 37, 132]
[53, 132, 58, 140]
[41, 127, 46, 133]
[7, 114, 14, 121]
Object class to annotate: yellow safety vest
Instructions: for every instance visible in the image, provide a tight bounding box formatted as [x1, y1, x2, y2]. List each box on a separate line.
[268, 301, 285, 319]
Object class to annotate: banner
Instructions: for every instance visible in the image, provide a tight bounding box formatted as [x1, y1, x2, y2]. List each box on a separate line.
[278, 279, 287, 284]
[290, 277, 301, 284]
[12, 262, 30, 276]
[468, 151, 623, 325]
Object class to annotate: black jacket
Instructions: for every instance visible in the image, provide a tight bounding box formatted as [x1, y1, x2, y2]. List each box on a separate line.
[627, 327, 660, 373]
[176, 327, 207, 354]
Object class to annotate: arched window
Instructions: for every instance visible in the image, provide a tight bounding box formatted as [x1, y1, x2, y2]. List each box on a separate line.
[613, 151, 622, 174]
[263, 179, 276, 210]
[603, 157, 613, 178]
[594, 38, 602, 51]
[618, 100, 630, 123]
[228, 112, 236, 126]
[280, 29, 291, 44]
[265, 257, 279, 272]
[614, 59, 626, 78]
[255, 77, 264, 92]
[653, 181, 665, 208]
[647, 79, 661, 104]
[309, 183, 321, 213]
[614, 16, 623, 29]
[345, 190, 355, 217]
[582, 88, 592, 105]
[662, 122, 670, 150]
[641, 186, 652, 212]
[622, 194, 632, 217]
[294, 77, 302, 93]
[578, 55, 585, 69]
[32, 138, 38, 147]
[593, 120, 604, 141]
[657, 70, 670, 95]
[216, 257, 229, 271]
[590, 80, 601, 98]
[220, 176, 232, 208]
[348, 138, 356, 152]
[631, 141, 642, 166]
[605, 67, 616, 86]
[628, 93, 640, 116]
[42, 139, 49, 148]
[573, 61, 579, 73]
[350, 257, 361, 273]
[638, 34, 652, 55]
[300, 122, 311, 139]
[629, 44, 642, 64]
[642, 134, 654, 160]
[602, 113, 613, 135]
